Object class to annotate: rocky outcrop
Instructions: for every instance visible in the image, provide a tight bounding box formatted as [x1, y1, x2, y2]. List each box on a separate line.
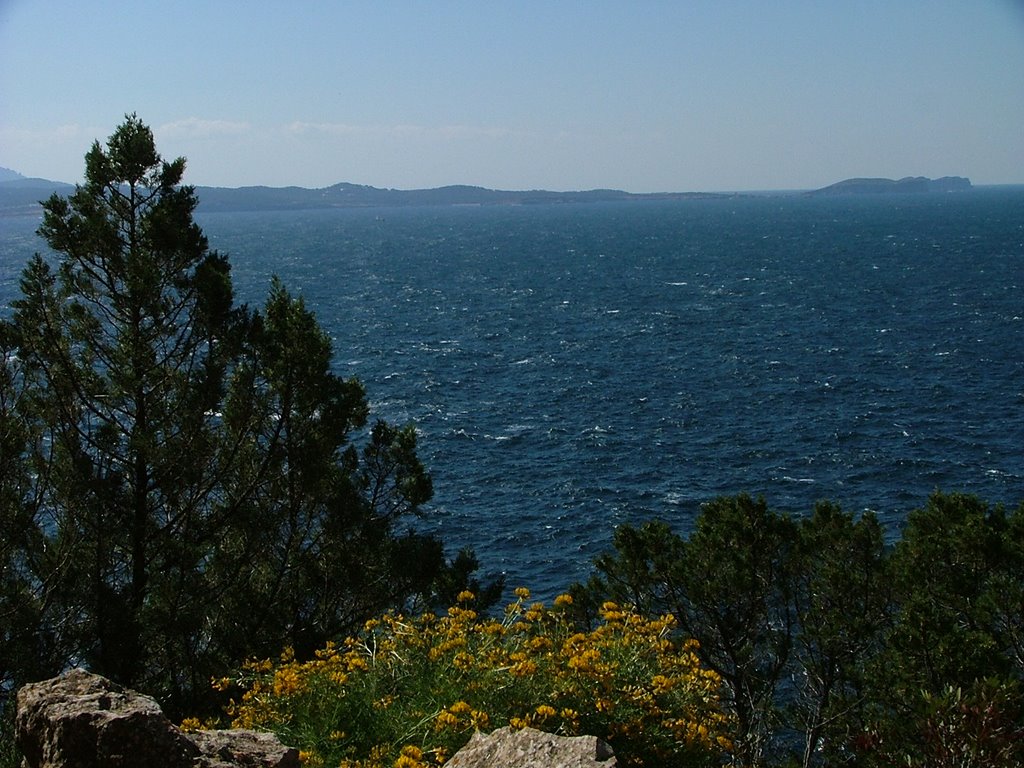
[15, 669, 298, 768]
[446, 726, 616, 768]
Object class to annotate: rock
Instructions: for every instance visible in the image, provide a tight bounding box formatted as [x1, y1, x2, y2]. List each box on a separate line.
[190, 729, 299, 768]
[15, 669, 200, 768]
[15, 669, 298, 768]
[445, 726, 616, 768]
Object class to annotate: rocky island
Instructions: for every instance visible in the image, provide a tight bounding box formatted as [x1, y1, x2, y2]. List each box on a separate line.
[808, 175, 972, 196]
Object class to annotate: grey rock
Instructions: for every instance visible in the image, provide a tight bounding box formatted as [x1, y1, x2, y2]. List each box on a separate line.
[15, 669, 298, 768]
[446, 726, 616, 768]
[190, 729, 299, 768]
[15, 669, 199, 768]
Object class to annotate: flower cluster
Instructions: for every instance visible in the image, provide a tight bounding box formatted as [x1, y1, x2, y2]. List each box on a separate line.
[211, 589, 733, 767]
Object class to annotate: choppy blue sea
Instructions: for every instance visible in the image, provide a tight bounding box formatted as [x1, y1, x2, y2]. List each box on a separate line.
[2, 189, 1023, 595]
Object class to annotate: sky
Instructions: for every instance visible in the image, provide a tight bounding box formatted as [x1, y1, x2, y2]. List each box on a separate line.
[1, 1, 1022, 193]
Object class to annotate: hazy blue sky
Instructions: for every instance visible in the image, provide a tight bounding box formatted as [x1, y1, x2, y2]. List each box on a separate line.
[1, 1, 1022, 191]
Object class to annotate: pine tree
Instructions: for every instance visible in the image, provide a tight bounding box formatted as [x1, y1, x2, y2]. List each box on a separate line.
[0, 115, 475, 714]
[6, 115, 239, 694]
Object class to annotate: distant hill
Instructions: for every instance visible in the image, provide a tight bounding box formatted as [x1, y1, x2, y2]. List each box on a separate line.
[191, 182, 732, 212]
[6, 174, 978, 216]
[0, 178, 732, 216]
[0, 166, 26, 183]
[0, 177, 75, 216]
[808, 176, 972, 196]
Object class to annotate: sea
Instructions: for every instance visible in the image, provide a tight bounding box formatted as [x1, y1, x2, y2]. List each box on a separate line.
[2, 188, 1023, 597]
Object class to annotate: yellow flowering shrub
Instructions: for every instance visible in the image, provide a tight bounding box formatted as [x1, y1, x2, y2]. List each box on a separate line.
[212, 591, 734, 767]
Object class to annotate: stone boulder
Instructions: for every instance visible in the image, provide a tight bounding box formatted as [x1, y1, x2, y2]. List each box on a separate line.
[190, 729, 299, 768]
[15, 669, 298, 768]
[446, 726, 616, 768]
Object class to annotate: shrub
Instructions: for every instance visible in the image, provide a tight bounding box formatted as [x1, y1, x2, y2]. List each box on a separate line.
[208, 589, 734, 767]
[855, 679, 1024, 767]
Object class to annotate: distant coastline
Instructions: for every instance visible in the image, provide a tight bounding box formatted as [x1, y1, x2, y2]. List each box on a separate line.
[0, 171, 975, 215]
[190, 183, 739, 212]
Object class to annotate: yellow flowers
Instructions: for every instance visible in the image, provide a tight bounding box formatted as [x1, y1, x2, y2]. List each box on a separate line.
[434, 700, 489, 735]
[393, 745, 426, 768]
[212, 588, 734, 768]
[651, 674, 675, 694]
[601, 601, 625, 621]
[567, 647, 602, 672]
[433, 709, 460, 731]
[508, 651, 539, 677]
[211, 676, 233, 692]
[272, 666, 305, 697]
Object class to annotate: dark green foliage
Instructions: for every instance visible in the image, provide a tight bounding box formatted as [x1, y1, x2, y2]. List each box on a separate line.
[587, 496, 800, 766]
[9, 116, 238, 697]
[887, 493, 1018, 690]
[858, 679, 1024, 768]
[428, 547, 506, 611]
[0, 116, 491, 717]
[0, 322, 56, 698]
[587, 519, 687, 616]
[677, 495, 799, 767]
[580, 491, 1024, 767]
[856, 493, 1024, 766]
[791, 502, 890, 767]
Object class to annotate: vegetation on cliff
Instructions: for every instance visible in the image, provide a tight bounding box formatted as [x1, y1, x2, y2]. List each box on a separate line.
[200, 589, 731, 768]
[191, 491, 1024, 768]
[575, 491, 1024, 766]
